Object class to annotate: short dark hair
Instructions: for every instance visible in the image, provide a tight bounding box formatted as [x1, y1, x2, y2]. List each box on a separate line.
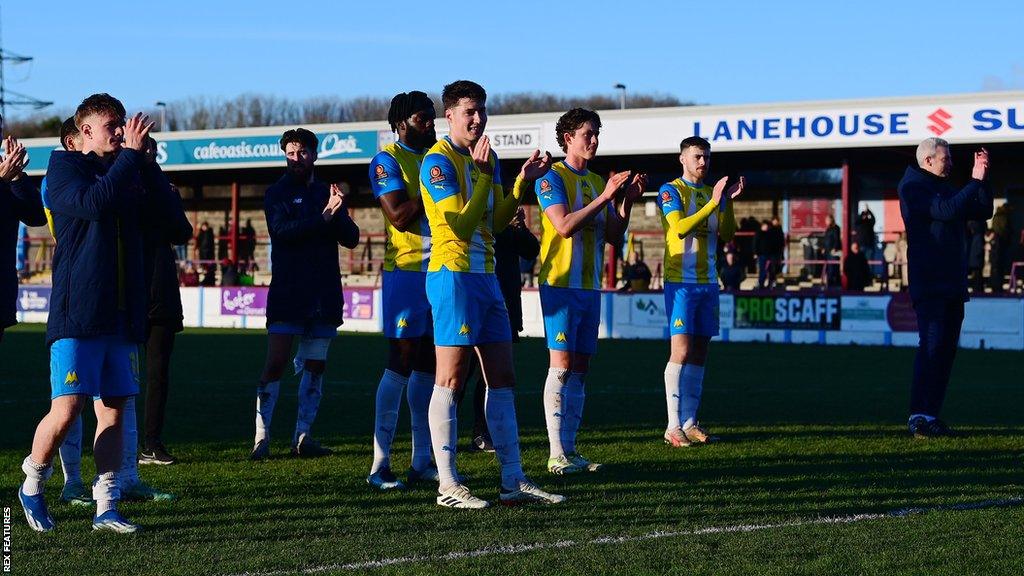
[679, 136, 711, 153]
[279, 128, 318, 152]
[441, 80, 486, 111]
[387, 91, 434, 131]
[555, 108, 601, 152]
[75, 93, 126, 128]
[59, 116, 79, 151]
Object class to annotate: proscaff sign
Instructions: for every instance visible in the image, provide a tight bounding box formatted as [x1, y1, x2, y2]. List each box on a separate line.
[734, 295, 840, 330]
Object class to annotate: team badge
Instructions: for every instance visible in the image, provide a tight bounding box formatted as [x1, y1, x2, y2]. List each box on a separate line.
[661, 191, 672, 204]
[64, 371, 79, 386]
[673, 318, 685, 328]
[429, 165, 445, 185]
[459, 324, 471, 336]
[375, 164, 388, 179]
[555, 332, 567, 343]
[539, 179, 553, 199]
[397, 318, 408, 328]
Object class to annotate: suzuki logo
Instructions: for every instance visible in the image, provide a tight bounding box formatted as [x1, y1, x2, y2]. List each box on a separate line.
[927, 108, 952, 136]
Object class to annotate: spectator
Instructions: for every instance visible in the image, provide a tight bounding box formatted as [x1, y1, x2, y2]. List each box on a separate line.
[217, 219, 230, 262]
[822, 214, 842, 287]
[894, 232, 909, 289]
[738, 215, 759, 272]
[844, 241, 871, 291]
[220, 259, 239, 287]
[171, 185, 189, 262]
[621, 251, 652, 291]
[241, 218, 257, 264]
[179, 262, 200, 287]
[989, 203, 1012, 293]
[720, 250, 745, 291]
[197, 221, 214, 262]
[768, 216, 786, 279]
[855, 204, 878, 273]
[753, 220, 774, 288]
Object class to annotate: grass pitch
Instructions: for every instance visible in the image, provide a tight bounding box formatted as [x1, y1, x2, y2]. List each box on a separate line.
[1, 324, 1022, 575]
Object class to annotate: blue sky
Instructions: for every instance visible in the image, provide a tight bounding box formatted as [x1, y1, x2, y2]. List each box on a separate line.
[2, 0, 1022, 119]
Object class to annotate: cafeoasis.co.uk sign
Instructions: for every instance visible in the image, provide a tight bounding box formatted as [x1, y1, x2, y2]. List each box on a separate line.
[733, 295, 841, 330]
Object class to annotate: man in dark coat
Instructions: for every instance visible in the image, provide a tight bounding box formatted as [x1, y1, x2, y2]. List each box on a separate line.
[843, 241, 871, 291]
[250, 128, 359, 460]
[898, 138, 992, 438]
[1, 133, 45, 343]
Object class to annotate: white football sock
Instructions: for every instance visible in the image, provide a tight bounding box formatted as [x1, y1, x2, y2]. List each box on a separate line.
[428, 386, 459, 489]
[486, 387, 525, 490]
[294, 370, 324, 443]
[59, 415, 84, 485]
[543, 368, 569, 458]
[93, 471, 119, 517]
[564, 372, 586, 454]
[21, 456, 52, 497]
[119, 397, 140, 489]
[407, 370, 435, 472]
[371, 369, 407, 474]
[664, 362, 683, 430]
[255, 380, 280, 443]
[680, 364, 706, 430]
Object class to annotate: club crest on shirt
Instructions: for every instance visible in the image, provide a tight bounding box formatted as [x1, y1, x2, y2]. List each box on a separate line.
[429, 165, 445, 185]
[375, 164, 388, 180]
[539, 179, 553, 199]
[661, 190, 672, 204]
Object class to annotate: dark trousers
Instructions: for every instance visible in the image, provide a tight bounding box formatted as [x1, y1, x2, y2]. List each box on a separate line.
[457, 358, 490, 438]
[757, 256, 773, 289]
[910, 298, 964, 417]
[144, 324, 177, 446]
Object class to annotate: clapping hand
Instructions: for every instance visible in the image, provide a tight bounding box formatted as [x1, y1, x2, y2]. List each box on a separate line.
[518, 149, 553, 183]
[123, 113, 155, 151]
[0, 136, 28, 182]
[625, 172, 648, 202]
[726, 175, 746, 199]
[711, 176, 729, 205]
[601, 171, 632, 201]
[323, 183, 345, 221]
[972, 148, 989, 181]
[470, 136, 493, 176]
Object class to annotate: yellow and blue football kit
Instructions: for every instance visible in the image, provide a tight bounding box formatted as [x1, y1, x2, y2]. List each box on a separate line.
[659, 177, 737, 337]
[535, 162, 611, 354]
[420, 136, 528, 345]
[370, 141, 432, 339]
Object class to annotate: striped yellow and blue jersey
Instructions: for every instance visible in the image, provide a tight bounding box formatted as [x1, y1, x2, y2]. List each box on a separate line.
[660, 177, 737, 284]
[535, 161, 611, 290]
[369, 142, 431, 272]
[419, 136, 503, 273]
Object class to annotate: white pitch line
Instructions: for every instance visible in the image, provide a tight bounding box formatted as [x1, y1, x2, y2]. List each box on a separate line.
[224, 496, 1023, 576]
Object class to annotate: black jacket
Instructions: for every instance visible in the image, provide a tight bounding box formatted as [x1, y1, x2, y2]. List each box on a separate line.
[264, 173, 359, 327]
[494, 222, 539, 335]
[2, 177, 46, 329]
[897, 166, 992, 303]
[143, 168, 193, 331]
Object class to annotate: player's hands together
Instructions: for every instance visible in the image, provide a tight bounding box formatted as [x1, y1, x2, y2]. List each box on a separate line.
[602, 171, 632, 201]
[323, 183, 345, 221]
[0, 136, 28, 182]
[470, 136, 493, 176]
[518, 149, 553, 183]
[972, 148, 989, 181]
[123, 113, 155, 151]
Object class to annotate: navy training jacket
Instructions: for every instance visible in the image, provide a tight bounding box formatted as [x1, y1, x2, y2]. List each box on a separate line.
[1, 177, 46, 329]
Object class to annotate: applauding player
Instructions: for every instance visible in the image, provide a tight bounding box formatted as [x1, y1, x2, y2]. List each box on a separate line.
[366, 91, 438, 490]
[535, 108, 644, 474]
[659, 137, 743, 447]
[420, 80, 562, 508]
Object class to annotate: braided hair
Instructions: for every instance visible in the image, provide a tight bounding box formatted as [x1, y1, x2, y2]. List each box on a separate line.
[387, 91, 434, 131]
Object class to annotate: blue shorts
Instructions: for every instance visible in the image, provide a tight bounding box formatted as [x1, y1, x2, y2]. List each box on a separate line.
[664, 282, 720, 337]
[426, 267, 511, 346]
[382, 269, 432, 339]
[50, 336, 140, 400]
[540, 285, 601, 354]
